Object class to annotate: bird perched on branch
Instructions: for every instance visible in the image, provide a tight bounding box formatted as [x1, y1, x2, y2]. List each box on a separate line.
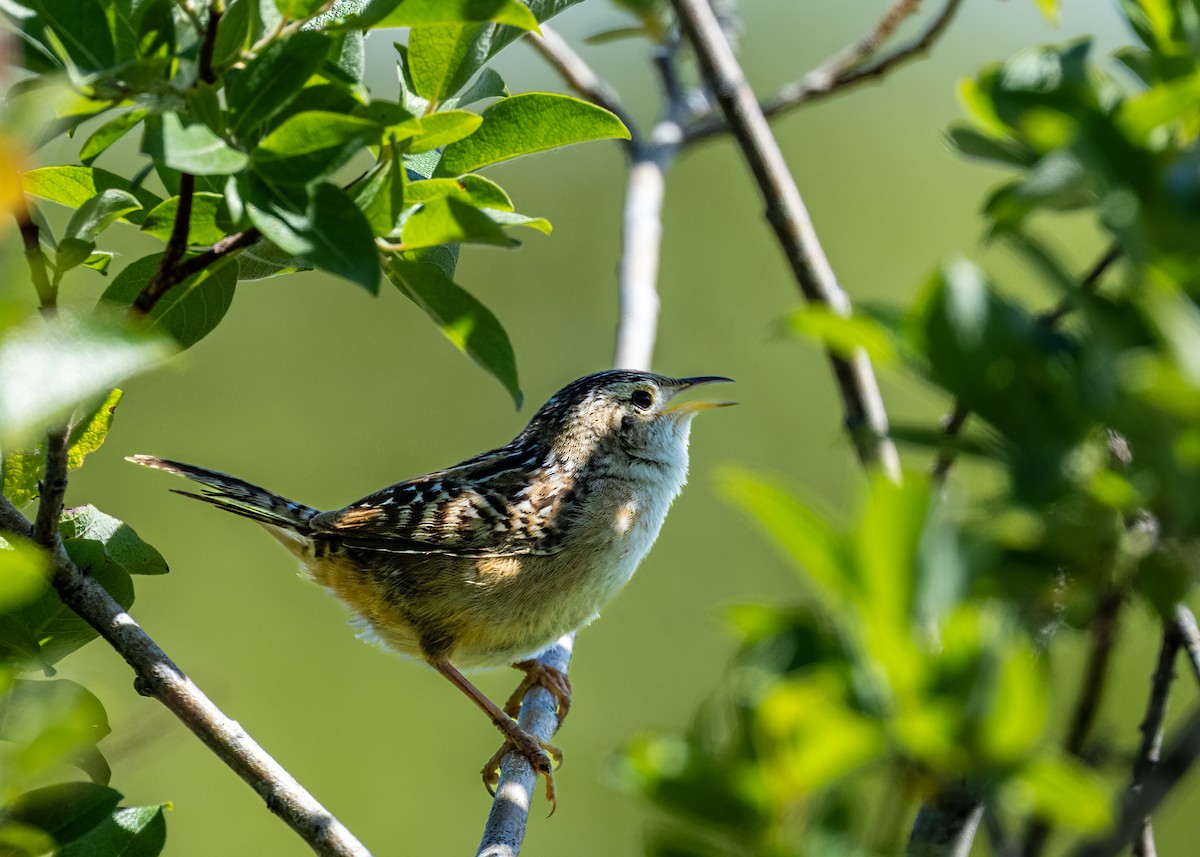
[129, 369, 733, 808]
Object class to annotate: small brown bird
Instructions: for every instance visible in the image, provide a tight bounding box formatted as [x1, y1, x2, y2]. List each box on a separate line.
[129, 370, 733, 806]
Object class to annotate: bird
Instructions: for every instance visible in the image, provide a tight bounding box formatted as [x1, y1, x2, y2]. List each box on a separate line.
[127, 369, 734, 808]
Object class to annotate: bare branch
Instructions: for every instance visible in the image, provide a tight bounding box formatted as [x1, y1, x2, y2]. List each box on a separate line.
[1130, 622, 1181, 857]
[931, 244, 1122, 483]
[683, 0, 964, 147]
[13, 197, 55, 313]
[31, 424, 69, 546]
[1173, 605, 1200, 685]
[907, 784, 984, 857]
[2, 493, 373, 856]
[132, 172, 196, 317]
[671, 0, 901, 480]
[1072, 704, 1200, 857]
[527, 25, 639, 142]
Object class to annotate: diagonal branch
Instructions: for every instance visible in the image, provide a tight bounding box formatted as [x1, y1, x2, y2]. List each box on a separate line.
[132, 172, 196, 316]
[0, 478, 373, 857]
[671, 0, 901, 480]
[1129, 621, 1182, 857]
[1173, 605, 1200, 685]
[683, 0, 964, 147]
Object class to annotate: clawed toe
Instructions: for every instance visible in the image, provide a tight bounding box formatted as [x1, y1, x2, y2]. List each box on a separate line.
[481, 731, 563, 812]
[504, 660, 574, 723]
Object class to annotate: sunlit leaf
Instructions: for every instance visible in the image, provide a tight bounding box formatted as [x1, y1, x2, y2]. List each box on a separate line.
[59, 805, 167, 857]
[251, 112, 381, 185]
[140, 193, 228, 246]
[226, 31, 332, 137]
[0, 535, 50, 612]
[400, 196, 514, 249]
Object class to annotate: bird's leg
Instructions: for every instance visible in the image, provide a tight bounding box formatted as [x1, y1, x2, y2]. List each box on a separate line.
[503, 659, 573, 722]
[430, 659, 563, 810]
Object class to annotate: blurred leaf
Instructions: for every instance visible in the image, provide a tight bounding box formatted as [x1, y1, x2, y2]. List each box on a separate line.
[719, 468, 849, 609]
[0, 535, 50, 613]
[944, 125, 1037, 168]
[786, 306, 896, 363]
[251, 112, 381, 185]
[0, 679, 111, 783]
[1031, 0, 1059, 23]
[79, 109, 148, 167]
[59, 805, 166, 857]
[140, 193, 228, 246]
[386, 258, 521, 406]
[977, 636, 1047, 761]
[142, 113, 249, 176]
[13, 0, 116, 75]
[5, 782, 121, 847]
[334, 0, 540, 30]
[1004, 755, 1111, 831]
[22, 166, 161, 226]
[0, 314, 173, 448]
[1117, 70, 1200, 142]
[241, 175, 380, 293]
[226, 32, 332, 137]
[400, 196, 514, 249]
[276, 0, 329, 16]
[435, 92, 630, 175]
[60, 505, 167, 577]
[99, 253, 238, 349]
[0, 819, 55, 857]
[406, 110, 483, 154]
[212, 0, 253, 67]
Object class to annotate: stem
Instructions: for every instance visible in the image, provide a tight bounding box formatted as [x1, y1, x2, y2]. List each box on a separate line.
[132, 172, 196, 317]
[1129, 622, 1181, 857]
[671, 0, 901, 481]
[13, 197, 54, 313]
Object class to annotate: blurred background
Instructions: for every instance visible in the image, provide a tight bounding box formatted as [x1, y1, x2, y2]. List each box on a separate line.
[8, 1, 1180, 854]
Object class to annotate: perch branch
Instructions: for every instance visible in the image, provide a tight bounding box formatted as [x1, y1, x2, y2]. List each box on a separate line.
[0, 473, 373, 857]
[671, 0, 901, 480]
[1129, 622, 1182, 857]
[683, 0, 964, 146]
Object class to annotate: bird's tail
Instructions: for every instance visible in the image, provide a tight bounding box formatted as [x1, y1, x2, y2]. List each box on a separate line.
[127, 455, 318, 531]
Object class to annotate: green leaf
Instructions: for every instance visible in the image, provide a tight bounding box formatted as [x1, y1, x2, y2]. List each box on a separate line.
[79, 109, 148, 166]
[22, 166, 162, 226]
[59, 805, 167, 857]
[54, 239, 98, 278]
[241, 176, 380, 293]
[251, 112, 382, 185]
[275, 0, 329, 17]
[334, 0, 539, 31]
[977, 636, 1047, 761]
[718, 468, 850, 610]
[0, 679, 112, 781]
[443, 67, 509, 110]
[0, 535, 51, 612]
[226, 31, 332, 138]
[67, 388, 123, 472]
[212, 0, 253, 67]
[386, 258, 521, 406]
[2, 447, 44, 509]
[63, 190, 142, 244]
[59, 505, 168, 577]
[0, 314, 174, 449]
[435, 92, 630, 176]
[1030, 0, 1059, 23]
[16, 0, 116, 75]
[351, 101, 423, 144]
[82, 252, 114, 275]
[1004, 755, 1110, 831]
[400, 196, 514, 249]
[406, 175, 513, 210]
[234, 239, 312, 280]
[348, 153, 406, 236]
[5, 783, 122, 847]
[786, 306, 896, 363]
[482, 209, 551, 234]
[406, 110, 483, 155]
[143, 113, 249, 176]
[943, 125, 1036, 168]
[140, 193, 228, 246]
[99, 254, 238, 349]
[408, 24, 486, 103]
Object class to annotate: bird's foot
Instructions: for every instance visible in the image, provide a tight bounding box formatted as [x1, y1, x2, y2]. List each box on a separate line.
[481, 721, 564, 813]
[503, 659, 573, 722]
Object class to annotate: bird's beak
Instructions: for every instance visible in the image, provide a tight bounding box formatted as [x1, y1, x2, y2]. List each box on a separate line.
[663, 376, 737, 414]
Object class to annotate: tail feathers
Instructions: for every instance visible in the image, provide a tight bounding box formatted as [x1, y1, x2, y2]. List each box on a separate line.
[127, 455, 318, 531]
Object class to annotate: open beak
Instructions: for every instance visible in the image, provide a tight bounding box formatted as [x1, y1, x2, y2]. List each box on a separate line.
[663, 376, 737, 414]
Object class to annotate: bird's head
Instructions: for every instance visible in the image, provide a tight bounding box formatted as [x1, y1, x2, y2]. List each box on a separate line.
[524, 370, 735, 463]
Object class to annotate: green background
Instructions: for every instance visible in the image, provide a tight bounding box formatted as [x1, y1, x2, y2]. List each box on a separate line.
[10, 2, 1185, 854]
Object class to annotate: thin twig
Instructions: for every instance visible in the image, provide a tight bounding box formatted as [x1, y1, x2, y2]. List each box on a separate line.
[527, 25, 638, 142]
[174, 228, 260, 281]
[13, 197, 54, 313]
[671, 0, 901, 480]
[1173, 605, 1200, 685]
[1071, 704, 1200, 857]
[683, 0, 964, 146]
[1023, 590, 1125, 857]
[0, 477, 373, 857]
[930, 244, 1122, 483]
[1129, 622, 1181, 857]
[198, 1, 223, 83]
[132, 172, 196, 317]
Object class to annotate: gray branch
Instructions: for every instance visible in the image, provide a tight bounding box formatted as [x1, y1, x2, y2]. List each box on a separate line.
[1129, 622, 1182, 857]
[670, 0, 901, 480]
[2, 487, 371, 857]
[1173, 604, 1200, 685]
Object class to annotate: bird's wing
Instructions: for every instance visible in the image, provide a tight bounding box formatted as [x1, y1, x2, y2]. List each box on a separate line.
[309, 448, 579, 557]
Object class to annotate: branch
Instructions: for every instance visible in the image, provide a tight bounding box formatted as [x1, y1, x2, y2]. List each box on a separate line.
[683, 0, 964, 147]
[670, 0, 901, 480]
[931, 244, 1122, 483]
[0, 484, 372, 857]
[1173, 605, 1200, 685]
[1129, 621, 1181, 857]
[527, 25, 639, 142]
[13, 197, 54, 313]
[31, 424, 69, 546]
[907, 784, 984, 857]
[1071, 704, 1200, 857]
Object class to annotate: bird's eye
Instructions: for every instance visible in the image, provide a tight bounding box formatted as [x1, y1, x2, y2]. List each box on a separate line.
[631, 390, 653, 410]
